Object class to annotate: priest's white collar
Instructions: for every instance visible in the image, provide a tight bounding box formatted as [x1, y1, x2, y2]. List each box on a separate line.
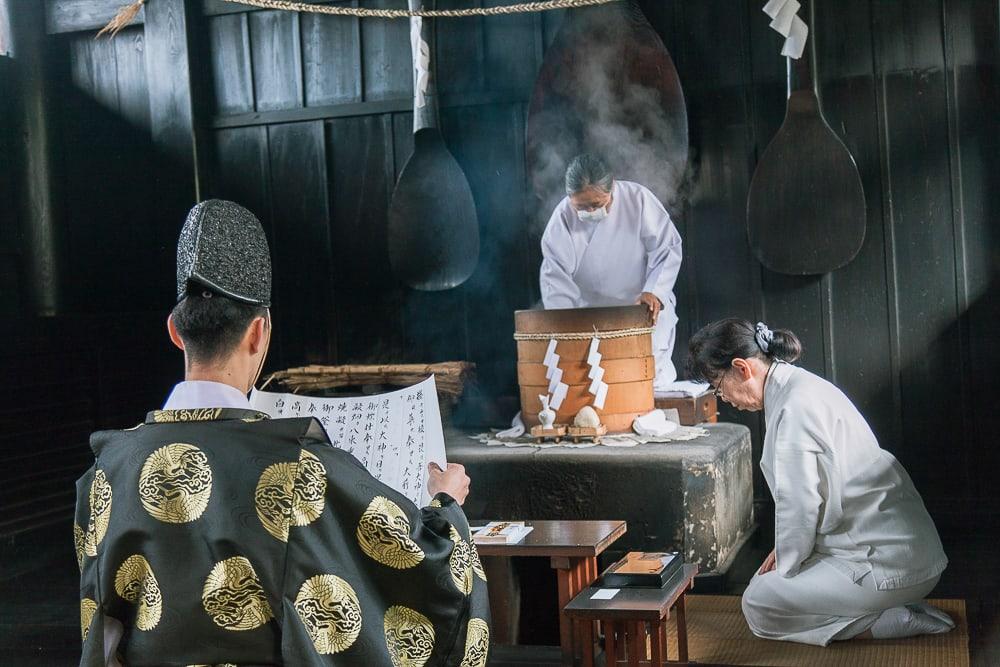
[163, 380, 251, 410]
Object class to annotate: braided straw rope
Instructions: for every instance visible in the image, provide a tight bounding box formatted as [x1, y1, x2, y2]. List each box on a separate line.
[220, 0, 620, 18]
[513, 326, 655, 341]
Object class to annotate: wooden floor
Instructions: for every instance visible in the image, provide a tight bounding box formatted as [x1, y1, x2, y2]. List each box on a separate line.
[1, 522, 996, 665]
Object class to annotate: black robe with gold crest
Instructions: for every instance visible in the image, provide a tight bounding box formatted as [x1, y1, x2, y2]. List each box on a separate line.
[74, 408, 490, 666]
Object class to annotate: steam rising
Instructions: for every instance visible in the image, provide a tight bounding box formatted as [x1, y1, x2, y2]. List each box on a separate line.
[528, 3, 691, 230]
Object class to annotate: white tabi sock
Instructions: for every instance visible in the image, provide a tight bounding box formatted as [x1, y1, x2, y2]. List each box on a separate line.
[907, 602, 956, 629]
[870, 605, 954, 639]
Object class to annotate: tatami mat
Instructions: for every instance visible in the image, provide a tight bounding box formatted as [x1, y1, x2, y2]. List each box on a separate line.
[661, 596, 968, 666]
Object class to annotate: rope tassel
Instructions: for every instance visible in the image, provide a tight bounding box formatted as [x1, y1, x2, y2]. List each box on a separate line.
[97, 0, 145, 38]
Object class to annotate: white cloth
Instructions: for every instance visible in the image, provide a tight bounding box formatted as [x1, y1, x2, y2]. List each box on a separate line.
[540, 180, 682, 388]
[497, 411, 526, 439]
[162, 380, 252, 410]
[743, 557, 941, 646]
[746, 362, 949, 645]
[631, 409, 679, 437]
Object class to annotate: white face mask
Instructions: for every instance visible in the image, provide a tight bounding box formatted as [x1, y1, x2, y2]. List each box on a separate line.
[577, 206, 608, 223]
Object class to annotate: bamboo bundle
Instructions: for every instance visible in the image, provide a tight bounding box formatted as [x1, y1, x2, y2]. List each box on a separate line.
[262, 362, 475, 400]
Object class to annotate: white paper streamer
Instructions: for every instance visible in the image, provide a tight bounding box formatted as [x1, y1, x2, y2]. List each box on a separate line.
[593, 383, 609, 410]
[542, 338, 569, 410]
[409, 18, 430, 109]
[585, 336, 609, 409]
[547, 367, 564, 394]
[762, 0, 786, 18]
[762, 0, 808, 60]
[781, 14, 808, 59]
[551, 382, 568, 410]
[769, 0, 799, 36]
[587, 366, 605, 394]
[543, 339, 558, 366]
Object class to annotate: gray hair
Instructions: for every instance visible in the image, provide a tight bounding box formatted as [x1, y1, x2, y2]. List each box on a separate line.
[565, 153, 613, 195]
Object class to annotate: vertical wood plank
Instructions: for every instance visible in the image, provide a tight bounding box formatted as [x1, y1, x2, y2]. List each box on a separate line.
[540, 8, 566, 51]
[435, 0, 485, 94]
[112, 27, 150, 131]
[682, 88, 765, 491]
[813, 0, 896, 443]
[301, 4, 362, 106]
[874, 0, 963, 486]
[327, 114, 404, 362]
[942, 0, 1000, 511]
[210, 126, 271, 229]
[268, 121, 334, 364]
[441, 103, 529, 404]
[249, 9, 304, 111]
[482, 0, 537, 94]
[208, 12, 254, 115]
[361, 0, 411, 102]
[73, 35, 119, 112]
[759, 273, 825, 375]
[144, 0, 198, 192]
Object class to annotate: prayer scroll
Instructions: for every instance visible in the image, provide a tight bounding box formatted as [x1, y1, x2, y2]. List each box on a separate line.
[250, 376, 447, 506]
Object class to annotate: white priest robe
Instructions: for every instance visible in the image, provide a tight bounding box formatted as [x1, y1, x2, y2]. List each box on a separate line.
[742, 362, 949, 646]
[539, 180, 682, 388]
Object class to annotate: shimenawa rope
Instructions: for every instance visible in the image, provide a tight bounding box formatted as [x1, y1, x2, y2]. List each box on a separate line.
[513, 326, 655, 341]
[99, 0, 621, 37]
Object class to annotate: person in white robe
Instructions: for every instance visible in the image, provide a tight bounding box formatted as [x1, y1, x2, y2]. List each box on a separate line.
[687, 318, 953, 646]
[540, 153, 682, 389]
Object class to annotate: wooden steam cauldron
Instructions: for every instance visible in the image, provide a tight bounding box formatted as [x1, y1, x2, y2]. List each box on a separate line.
[514, 305, 655, 433]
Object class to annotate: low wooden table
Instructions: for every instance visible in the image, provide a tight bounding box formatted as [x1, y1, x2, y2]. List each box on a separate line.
[564, 564, 699, 666]
[475, 519, 627, 665]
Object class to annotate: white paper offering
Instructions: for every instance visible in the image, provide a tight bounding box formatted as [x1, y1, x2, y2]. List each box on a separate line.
[593, 382, 609, 410]
[769, 0, 799, 36]
[250, 376, 447, 507]
[544, 339, 559, 366]
[551, 382, 569, 410]
[588, 367, 605, 394]
[547, 367, 564, 394]
[781, 14, 809, 59]
[591, 589, 620, 600]
[545, 354, 561, 379]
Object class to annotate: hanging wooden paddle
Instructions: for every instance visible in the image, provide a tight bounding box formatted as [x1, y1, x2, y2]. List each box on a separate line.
[388, 0, 479, 291]
[746, 0, 865, 275]
[526, 0, 687, 218]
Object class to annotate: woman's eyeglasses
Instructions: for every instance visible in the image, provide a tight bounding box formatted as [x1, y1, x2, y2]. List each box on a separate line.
[712, 368, 731, 398]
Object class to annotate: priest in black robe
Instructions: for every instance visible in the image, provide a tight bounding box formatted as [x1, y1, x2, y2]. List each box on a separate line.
[73, 200, 490, 666]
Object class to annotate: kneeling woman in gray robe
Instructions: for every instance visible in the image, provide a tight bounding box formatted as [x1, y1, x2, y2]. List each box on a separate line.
[687, 319, 953, 646]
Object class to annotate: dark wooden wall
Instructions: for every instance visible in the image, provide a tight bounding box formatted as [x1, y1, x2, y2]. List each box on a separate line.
[0, 53, 19, 313]
[2, 0, 998, 542]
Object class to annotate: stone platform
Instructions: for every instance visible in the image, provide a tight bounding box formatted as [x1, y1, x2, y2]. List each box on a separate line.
[446, 422, 755, 576]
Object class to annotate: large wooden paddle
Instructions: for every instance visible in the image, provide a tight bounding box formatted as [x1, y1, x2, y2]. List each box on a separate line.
[746, 0, 865, 275]
[387, 0, 479, 291]
[527, 0, 688, 219]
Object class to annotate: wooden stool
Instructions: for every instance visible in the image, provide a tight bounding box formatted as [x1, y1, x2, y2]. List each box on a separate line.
[564, 563, 698, 666]
[474, 520, 627, 665]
